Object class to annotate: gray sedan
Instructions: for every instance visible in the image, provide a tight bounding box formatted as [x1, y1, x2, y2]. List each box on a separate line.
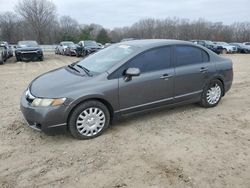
[20, 39, 233, 139]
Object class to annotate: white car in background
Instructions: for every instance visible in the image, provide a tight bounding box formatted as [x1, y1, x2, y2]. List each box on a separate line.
[243, 42, 250, 46]
[57, 41, 75, 55]
[213, 42, 237, 54]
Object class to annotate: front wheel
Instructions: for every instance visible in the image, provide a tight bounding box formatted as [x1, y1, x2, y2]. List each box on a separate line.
[200, 80, 223, 108]
[16, 56, 21, 62]
[39, 57, 44, 61]
[68, 100, 110, 139]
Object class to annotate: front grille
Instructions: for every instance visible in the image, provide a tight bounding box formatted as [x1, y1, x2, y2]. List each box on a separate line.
[21, 53, 38, 60]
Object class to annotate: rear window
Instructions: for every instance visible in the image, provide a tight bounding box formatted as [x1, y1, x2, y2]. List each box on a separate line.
[202, 50, 209, 62]
[176, 46, 203, 66]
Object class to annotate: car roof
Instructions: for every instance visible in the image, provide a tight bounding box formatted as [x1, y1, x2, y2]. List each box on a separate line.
[119, 39, 195, 49]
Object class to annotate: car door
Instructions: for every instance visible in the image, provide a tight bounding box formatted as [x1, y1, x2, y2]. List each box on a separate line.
[174, 45, 215, 101]
[117, 46, 174, 114]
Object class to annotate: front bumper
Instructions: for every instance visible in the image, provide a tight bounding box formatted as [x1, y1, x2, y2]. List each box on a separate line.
[20, 91, 68, 134]
[16, 51, 43, 60]
[69, 49, 77, 56]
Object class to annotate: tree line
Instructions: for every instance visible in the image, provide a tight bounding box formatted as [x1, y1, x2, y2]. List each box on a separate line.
[0, 0, 250, 44]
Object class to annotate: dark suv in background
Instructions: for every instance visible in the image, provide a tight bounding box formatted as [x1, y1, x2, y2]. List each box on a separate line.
[76, 40, 102, 57]
[0, 45, 8, 65]
[15, 41, 43, 61]
[190, 40, 223, 54]
[21, 40, 233, 139]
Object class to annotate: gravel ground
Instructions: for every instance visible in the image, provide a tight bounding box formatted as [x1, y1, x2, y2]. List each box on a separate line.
[0, 53, 250, 188]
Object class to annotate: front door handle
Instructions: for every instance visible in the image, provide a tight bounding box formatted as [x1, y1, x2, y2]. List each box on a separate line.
[160, 74, 173, 80]
[200, 67, 208, 73]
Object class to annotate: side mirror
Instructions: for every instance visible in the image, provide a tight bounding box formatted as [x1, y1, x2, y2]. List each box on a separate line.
[124, 68, 140, 81]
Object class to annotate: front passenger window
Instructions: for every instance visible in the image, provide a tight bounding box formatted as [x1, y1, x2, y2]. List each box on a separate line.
[128, 46, 171, 73]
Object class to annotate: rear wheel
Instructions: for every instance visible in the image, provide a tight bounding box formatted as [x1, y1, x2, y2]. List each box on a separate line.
[68, 100, 110, 139]
[222, 49, 227, 54]
[0, 54, 4, 65]
[200, 80, 223, 108]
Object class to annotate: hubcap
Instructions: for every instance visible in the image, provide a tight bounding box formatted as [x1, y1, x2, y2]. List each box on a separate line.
[206, 84, 221, 105]
[76, 107, 105, 137]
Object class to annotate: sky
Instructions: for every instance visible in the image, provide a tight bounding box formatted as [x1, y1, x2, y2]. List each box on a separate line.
[0, 0, 249, 29]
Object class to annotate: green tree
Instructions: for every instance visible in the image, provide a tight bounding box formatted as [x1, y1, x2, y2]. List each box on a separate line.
[79, 26, 93, 41]
[96, 29, 110, 44]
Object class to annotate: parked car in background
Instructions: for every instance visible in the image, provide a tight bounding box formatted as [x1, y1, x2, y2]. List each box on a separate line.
[229, 43, 250, 53]
[57, 41, 75, 55]
[0, 41, 13, 58]
[97, 43, 104, 49]
[213, 42, 237, 54]
[190, 40, 223, 54]
[104, 43, 112, 48]
[65, 43, 78, 56]
[15, 41, 43, 61]
[55, 45, 60, 54]
[0, 45, 8, 65]
[243, 42, 250, 46]
[76, 40, 102, 57]
[20, 39, 233, 139]
[121, 38, 135, 42]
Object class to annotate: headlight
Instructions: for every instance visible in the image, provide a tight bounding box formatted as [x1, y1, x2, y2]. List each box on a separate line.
[31, 98, 66, 107]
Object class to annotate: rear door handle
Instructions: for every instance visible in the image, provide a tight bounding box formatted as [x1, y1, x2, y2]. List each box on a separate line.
[200, 67, 208, 73]
[160, 74, 173, 80]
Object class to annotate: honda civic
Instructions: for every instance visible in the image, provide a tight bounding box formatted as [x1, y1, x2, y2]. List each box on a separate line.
[20, 40, 233, 139]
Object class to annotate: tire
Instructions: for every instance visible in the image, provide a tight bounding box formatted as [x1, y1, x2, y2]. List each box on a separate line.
[0, 53, 4, 65]
[68, 100, 110, 140]
[200, 79, 223, 108]
[222, 49, 227, 54]
[16, 56, 21, 62]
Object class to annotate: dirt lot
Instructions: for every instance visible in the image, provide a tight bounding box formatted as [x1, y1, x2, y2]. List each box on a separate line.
[0, 53, 250, 188]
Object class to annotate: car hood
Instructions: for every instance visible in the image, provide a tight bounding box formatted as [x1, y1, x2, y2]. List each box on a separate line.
[16, 47, 42, 51]
[30, 67, 93, 98]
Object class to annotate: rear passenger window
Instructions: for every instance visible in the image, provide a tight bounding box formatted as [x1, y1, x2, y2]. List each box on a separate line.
[176, 46, 204, 66]
[128, 46, 171, 73]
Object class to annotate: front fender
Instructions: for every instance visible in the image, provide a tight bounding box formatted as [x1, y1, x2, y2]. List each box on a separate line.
[64, 93, 115, 123]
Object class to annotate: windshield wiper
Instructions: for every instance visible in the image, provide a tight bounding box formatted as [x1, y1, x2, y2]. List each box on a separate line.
[68, 64, 80, 73]
[76, 64, 93, 77]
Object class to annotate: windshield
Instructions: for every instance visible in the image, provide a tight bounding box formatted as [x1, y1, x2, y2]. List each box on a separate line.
[68, 44, 76, 48]
[62, 42, 74, 46]
[84, 41, 98, 47]
[18, 41, 38, 47]
[77, 44, 138, 74]
[205, 41, 214, 46]
[230, 43, 240, 47]
[216, 42, 229, 46]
